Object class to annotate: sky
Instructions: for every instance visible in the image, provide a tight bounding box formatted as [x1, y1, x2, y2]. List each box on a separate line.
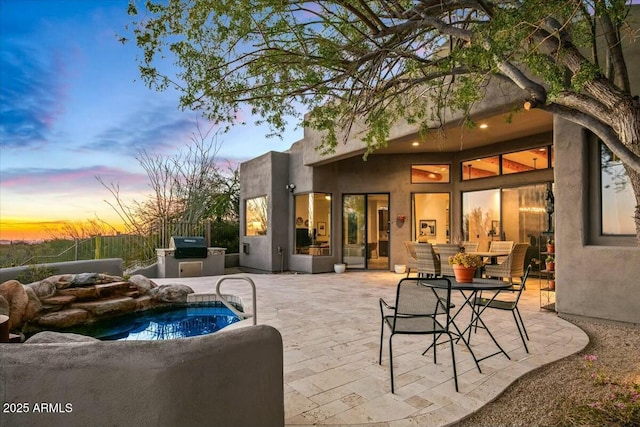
[0, 0, 303, 241]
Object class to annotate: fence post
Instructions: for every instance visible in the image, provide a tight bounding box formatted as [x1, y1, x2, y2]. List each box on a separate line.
[75, 239, 78, 261]
[94, 236, 101, 259]
[206, 221, 211, 246]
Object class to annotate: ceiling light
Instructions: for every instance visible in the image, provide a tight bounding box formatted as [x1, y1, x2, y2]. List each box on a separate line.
[479, 123, 488, 129]
[412, 142, 419, 146]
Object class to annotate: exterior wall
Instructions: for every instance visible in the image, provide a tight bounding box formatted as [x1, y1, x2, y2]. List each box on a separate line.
[240, 151, 290, 272]
[0, 258, 123, 283]
[554, 121, 640, 327]
[0, 325, 284, 427]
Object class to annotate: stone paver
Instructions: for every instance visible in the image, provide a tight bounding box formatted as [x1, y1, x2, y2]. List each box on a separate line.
[155, 271, 588, 427]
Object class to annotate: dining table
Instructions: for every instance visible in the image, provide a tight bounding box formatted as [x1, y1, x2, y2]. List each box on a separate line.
[467, 250, 512, 264]
[426, 277, 514, 373]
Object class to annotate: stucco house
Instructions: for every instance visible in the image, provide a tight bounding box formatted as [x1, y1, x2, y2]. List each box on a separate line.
[240, 13, 640, 327]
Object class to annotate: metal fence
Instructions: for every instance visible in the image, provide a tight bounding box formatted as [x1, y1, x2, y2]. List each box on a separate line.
[0, 221, 239, 270]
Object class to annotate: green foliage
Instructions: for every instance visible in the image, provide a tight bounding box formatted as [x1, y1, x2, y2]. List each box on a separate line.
[16, 265, 59, 284]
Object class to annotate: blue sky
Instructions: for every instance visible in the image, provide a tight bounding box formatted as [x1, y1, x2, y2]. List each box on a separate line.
[0, 0, 302, 240]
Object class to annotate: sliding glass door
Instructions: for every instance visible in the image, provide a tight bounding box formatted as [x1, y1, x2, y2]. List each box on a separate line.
[342, 194, 389, 270]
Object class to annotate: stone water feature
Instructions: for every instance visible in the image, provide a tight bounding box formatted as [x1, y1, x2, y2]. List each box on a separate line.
[0, 272, 194, 342]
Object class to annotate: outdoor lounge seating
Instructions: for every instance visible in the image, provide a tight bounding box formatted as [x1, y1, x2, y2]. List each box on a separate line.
[461, 241, 479, 252]
[484, 243, 530, 284]
[487, 240, 514, 264]
[435, 244, 462, 276]
[379, 277, 458, 393]
[414, 243, 441, 278]
[473, 265, 532, 353]
[403, 241, 418, 277]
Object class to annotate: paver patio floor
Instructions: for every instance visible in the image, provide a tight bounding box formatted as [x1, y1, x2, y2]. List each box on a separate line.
[155, 270, 588, 427]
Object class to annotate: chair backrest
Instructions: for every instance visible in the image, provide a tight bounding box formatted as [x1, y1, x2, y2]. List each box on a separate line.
[513, 264, 532, 301]
[509, 243, 530, 278]
[435, 244, 462, 276]
[489, 240, 514, 253]
[461, 241, 479, 252]
[414, 243, 441, 276]
[404, 241, 417, 260]
[393, 277, 452, 325]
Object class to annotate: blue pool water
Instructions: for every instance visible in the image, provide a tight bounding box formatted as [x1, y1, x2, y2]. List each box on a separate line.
[70, 304, 241, 341]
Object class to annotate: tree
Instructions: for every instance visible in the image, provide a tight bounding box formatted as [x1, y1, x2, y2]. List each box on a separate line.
[125, 0, 640, 241]
[97, 123, 239, 240]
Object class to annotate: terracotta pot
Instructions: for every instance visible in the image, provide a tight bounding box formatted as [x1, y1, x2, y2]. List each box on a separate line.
[548, 280, 556, 290]
[546, 244, 555, 254]
[546, 262, 555, 271]
[452, 265, 476, 283]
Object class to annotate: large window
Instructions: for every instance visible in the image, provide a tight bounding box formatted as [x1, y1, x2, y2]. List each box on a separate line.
[412, 193, 450, 243]
[462, 189, 500, 248]
[601, 143, 635, 235]
[462, 145, 553, 180]
[245, 196, 267, 236]
[294, 193, 332, 255]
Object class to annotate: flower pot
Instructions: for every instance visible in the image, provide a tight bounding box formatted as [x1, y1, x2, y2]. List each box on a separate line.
[546, 244, 555, 254]
[334, 263, 346, 274]
[546, 262, 555, 272]
[548, 279, 556, 291]
[452, 265, 476, 283]
[394, 264, 406, 274]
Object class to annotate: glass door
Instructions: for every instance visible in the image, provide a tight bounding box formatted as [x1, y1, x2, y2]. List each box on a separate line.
[342, 194, 389, 270]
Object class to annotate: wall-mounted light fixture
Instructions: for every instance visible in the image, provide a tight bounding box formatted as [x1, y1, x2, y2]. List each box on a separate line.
[285, 183, 296, 193]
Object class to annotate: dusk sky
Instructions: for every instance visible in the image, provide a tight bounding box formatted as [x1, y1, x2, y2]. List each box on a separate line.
[0, 0, 303, 241]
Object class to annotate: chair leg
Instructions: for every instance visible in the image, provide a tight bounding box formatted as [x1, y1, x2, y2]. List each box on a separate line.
[389, 334, 395, 393]
[379, 319, 385, 364]
[511, 309, 529, 353]
[515, 307, 530, 340]
[447, 332, 459, 392]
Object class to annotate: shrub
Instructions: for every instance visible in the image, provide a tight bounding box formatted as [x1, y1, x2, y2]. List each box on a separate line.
[16, 265, 59, 284]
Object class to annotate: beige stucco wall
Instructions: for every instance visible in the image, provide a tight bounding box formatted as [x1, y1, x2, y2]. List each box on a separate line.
[0, 325, 284, 427]
[554, 118, 640, 326]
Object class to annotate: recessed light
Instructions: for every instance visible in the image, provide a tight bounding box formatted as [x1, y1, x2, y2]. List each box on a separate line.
[479, 123, 488, 129]
[412, 142, 419, 146]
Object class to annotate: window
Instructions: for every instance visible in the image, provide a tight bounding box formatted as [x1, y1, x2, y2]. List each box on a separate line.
[411, 165, 450, 183]
[462, 189, 500, 245]
[462, 145, 553, 180]
[601, 143, 635, 235]
[412, 193, 450, 243]
[245, 196, 267, 236]
[462, 156, 499, 180]
[502, 147, 552, 174]
[295, 193, 332, 254]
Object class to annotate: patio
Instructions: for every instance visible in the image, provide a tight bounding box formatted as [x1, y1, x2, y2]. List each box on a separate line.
[155, 270, 588, 427]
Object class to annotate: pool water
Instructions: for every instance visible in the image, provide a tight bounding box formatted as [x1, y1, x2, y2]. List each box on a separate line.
[69, 304, 241, 341]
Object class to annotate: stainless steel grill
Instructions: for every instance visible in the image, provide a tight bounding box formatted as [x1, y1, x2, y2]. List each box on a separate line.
[169, 236, 208, 259]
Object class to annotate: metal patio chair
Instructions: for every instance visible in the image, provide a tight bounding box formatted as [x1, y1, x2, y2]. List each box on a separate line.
[473, 264, 532, 353]
[379, 277, 458, 393]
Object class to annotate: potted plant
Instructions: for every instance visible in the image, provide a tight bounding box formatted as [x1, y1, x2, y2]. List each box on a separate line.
[448, 252, 483, 283]
[334, 263, 346, 274]
[545, 255, 555, 271]
[546, 238, 555, 254]
[548, 279, 556, 290]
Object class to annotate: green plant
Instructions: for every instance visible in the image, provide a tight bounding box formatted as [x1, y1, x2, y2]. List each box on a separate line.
[448, 252, 483, 268]
[16, 265, 59, 284]
[546, 255, 555, 263]
[558, 354, 640, 426]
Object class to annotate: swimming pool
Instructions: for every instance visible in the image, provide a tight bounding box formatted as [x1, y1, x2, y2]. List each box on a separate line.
[67, 302, 241, 341]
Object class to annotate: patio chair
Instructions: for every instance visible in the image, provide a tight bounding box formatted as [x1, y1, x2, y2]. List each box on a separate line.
[414, 243, 441, 278]
[379, 277, 458, 392]
[473, 264, 532, 353]
[403, 241, 418, 277]
[461, 241, 479, 252]
[435, 244, 462, 276]
[484, 243, 530, 284]
[487, 240, 514, 264]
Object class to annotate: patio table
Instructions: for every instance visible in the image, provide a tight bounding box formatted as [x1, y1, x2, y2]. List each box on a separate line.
[467, 250, 511, 264]
[423, 277, 512, 373]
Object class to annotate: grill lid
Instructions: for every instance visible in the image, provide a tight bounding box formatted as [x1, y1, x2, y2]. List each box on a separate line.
[170, 236, 208, 259]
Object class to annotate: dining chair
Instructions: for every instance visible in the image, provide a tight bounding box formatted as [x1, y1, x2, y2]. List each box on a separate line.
[461, 241, 479, 252]
[473, 264, 532, 353]
[487, 240, 514, 264]
[403, 241, 418, 277]
[379, 277, 458, 392]
[414, 243, 441, 278]
[484, 243, 530, 284]
[434, 244, 462, 276]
